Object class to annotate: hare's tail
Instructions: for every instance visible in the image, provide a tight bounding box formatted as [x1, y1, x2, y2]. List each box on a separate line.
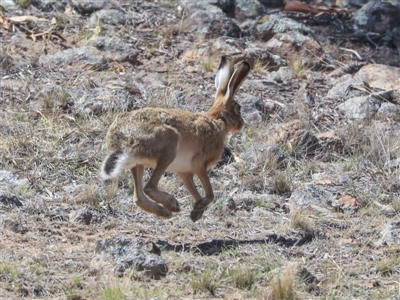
[100, 149, 130, 180]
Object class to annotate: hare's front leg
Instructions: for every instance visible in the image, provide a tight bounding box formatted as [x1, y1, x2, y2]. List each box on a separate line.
[178, 169, 214, 222]
[131, 165, 171, 217]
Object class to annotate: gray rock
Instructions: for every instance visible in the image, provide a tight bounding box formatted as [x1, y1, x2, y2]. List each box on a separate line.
[90, 36, 139, 64]
[240, 143, 285, 167]
[91, 9, 127, 26]
[239, 94, 282, 125]
[354, 64, 400, 90]
[385, 158, 400, 170]
[289, 185, 336, 215]
[264, 32, 319, 58]
[376, 102, 400, 122]
[74, 87, 141, 115]
[212, 36, 246, 53]
[0, 0, 18, 11]
[97, 238, 168, 279]
[254, 50, 286, 71]
[241, 106, 263, 124]
[337, 96, 381, 119]
[265, 66, 295, 83]
[0, 53, 14, 73]
[234, 0, 267, 20]
[339, 0, 369, 8]
[312, 171, 353, 186]
[40, 42, 138, 69]
[57, 147, 87, 163]
[215, 0, 235, 17]
[376, 222, 400, 246]
[258, 0, 284, 7]
[292, 130, 321, 158]
[290, 185, 359, 214]
[0, 170, 29, 188]
[269, 120, 322, 157]
[370, 89, 400, 105]
[69, 206, 103, 225]
[354, 1, 400, 34]
[1, 217, 27, 233]
[31, 0, 67, 12]
[182, 9, 241, 39]
[0, 171, 16, 185]
[90, 36, 129, 52]
[327, 77, 371, 100]
[0, 190, 23, 207]
[39, 46, 107, 69]
[71, 0, 105, 14]
[255, 14, 313, 41]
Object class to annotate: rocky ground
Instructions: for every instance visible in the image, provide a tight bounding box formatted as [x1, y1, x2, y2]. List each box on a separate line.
[1, 0, 400, 299]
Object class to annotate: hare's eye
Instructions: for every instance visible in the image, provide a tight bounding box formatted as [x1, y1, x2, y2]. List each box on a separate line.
[235, 105, 241, 114]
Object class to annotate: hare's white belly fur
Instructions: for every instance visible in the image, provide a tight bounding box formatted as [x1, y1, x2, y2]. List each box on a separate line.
[124, 148, 195, 173]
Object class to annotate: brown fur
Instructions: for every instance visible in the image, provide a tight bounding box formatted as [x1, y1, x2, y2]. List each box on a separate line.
[101, 55, 251, 221]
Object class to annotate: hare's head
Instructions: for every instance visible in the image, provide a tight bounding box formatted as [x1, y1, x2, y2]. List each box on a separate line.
[208, 55, 251, 132]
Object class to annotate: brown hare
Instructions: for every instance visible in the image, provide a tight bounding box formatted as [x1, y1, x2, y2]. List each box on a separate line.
[100, 55, 251, 222]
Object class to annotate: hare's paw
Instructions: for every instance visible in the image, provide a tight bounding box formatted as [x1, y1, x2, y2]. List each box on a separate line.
[135, 197, 172, 218]
[154, 205, 172, 218]
[144, 188, 180, 213]
[190, 209, 204, 222]
[164, 195, 180, 213]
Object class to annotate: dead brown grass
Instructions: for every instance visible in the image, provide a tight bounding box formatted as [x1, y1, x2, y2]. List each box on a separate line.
[0, 1, 400, 300]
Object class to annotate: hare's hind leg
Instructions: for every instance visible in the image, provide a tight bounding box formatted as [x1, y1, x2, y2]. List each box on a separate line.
[131, 165, 171, 218]
[143, 126, 180, 213]
[144, 158, 181, 213]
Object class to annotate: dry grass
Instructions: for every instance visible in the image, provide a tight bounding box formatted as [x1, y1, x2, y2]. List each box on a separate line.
[15, 0, 31, 8]
[288, 56, 307, 78]
[290, 210, 314, 235]
[267, 267, 295, 300]
[226, 266, 259, 290]
[201, 56, 218, 73]
[1, 1, 400, 300]
[190, 265, 222, 295]
[253, 58, 270, 74]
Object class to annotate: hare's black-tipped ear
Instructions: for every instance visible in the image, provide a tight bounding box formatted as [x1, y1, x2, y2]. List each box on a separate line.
[215, 55, 234, 96]
[227, 61, 251, 97]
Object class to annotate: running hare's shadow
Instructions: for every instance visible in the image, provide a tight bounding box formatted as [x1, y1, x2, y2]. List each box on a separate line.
[155, 233, 313, 256]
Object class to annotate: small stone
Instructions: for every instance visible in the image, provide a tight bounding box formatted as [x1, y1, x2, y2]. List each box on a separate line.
[289, 185, 336, 215]
[255, 15, 313, 41]
[0, 190, 23, 207]
[74, 87, 141, 115]
[337, 96, 381, 119]
[70, 207, 103, 225]
[3, 219, 27, 233]
[354, 2, 400, 34]
[376, 222, 400, 246]
[376, 102, 400, 122]
[91, 9, 126, 26]
[234, 0, 267, 20]
[31, 0, 67, 12]
[0, 0, 19, 11]
[327, 77, 370, 100]
[354, 64, 400, 90]
[101, 238, 169, 279]
[71, 0, 105, 14]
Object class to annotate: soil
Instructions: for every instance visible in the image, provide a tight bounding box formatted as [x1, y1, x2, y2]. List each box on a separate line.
[0, 1, 400, 299]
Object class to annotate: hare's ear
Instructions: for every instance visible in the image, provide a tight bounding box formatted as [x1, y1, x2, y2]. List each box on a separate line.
[215, 55, 234, 96]
[227, 61, 251, 98]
